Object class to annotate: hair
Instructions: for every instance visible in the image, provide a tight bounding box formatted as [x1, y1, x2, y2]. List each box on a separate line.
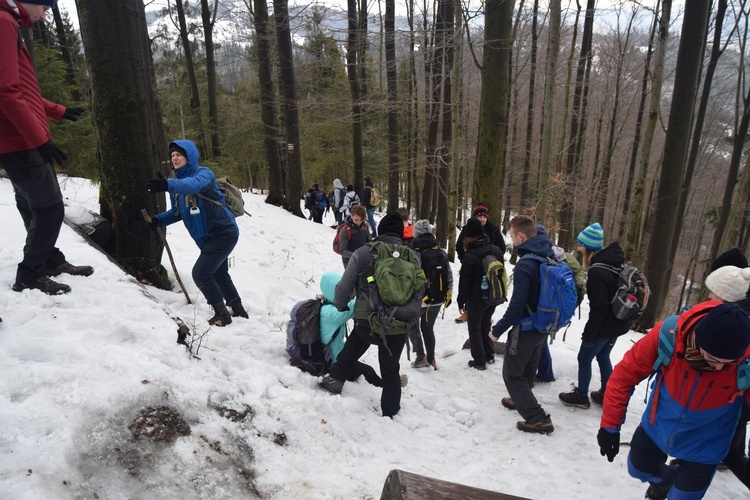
[396, 207, 409, 222]
[313, 183, 319, 190]
[351, 205, 366, 219]
[365, 175, 371, 183]
[347, 184, 354, 191]
[580, 247, 596, 268]
[463, 235, 478, 251]
[509, 215, 537, 239]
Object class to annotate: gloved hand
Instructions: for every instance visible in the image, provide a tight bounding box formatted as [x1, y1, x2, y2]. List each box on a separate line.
[147, 219, 160, 231]
[146, 173, 168, 193]
[443, 290, 452, 309]
[336, 305, 350, 312]
[37, 141, 67, 165]
[597, 427, 620, 462]
[62, 107, 85, 122]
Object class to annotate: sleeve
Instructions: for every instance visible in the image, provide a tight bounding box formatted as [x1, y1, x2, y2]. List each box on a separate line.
[363, 186, 371, 207]
[581, 268, 612, 343]
[168, 167, 214, 195]
[456, 229, 466, 261]
[444, 250, 454, 291]
[319, 303, 355, 344]
[491, 226, 506, 256]
[457, 254, 476, 309]
[334, 250, 362, 309]
[43, 98, 65, 121]
[492, 260, 534, 335]
[339, 225, 352, 259]
[600, 324, 661, 430]
[153, 194, 181, 227]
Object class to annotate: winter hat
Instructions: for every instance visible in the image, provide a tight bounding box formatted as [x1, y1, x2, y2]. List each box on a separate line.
[22, 1, 57, 6]
[577, 222, 604, 251]
[710, 247, 749, 273]
[169, 143, 188, 158]
[705, 266, 750, 303]
[472, 203, 489, 217]
[413, 219, 433, 238]
[463, 218, 485, 238]
[695, 303, 750, 360]
[378, 212, 404, 238]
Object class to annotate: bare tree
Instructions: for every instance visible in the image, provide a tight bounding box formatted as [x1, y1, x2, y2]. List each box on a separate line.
[173, 0, 206, 156]
[200, 0, 221, 157]
[385, 0, 400, 211]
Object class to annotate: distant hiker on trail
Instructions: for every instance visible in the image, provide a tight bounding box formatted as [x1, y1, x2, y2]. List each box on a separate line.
[489, 215, 555, 434]
[410, 220, 453, 371]
[319, 213, 423, 418]
[457, 218, 503, 371]
[0, 0, 91, 296]
[339, 184, 360, 219]
[331, 178, 346, 225]
[304, 183, 325, 224]
[146, 139, 248, 327]
[598, 302, 750, 499]
[363, 176, 378, 237]
[559, 223, 632, 410]
[454, 203, 506, 323]
[336, 205, 371, 269]
[396, 207, 414, 248]
[304, 186, 315, 221]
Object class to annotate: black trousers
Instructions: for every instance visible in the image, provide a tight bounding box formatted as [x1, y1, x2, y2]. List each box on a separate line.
[329, 320, 406, 417]
[467, 301, 497, 365]
[502, 329, 549, 423]
[408, 305, 441, 361]
[0, 149, 67, 282]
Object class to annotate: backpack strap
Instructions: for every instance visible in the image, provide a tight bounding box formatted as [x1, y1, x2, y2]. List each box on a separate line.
[652, 315, 679, 371]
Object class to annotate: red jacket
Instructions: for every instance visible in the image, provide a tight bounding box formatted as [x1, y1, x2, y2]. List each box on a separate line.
[0, 1, 65, 154]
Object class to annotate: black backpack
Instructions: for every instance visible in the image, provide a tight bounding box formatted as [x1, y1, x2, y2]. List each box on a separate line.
[590, 263, 650, 321]
[286, 298, 341, 376]
[420, 247, 449, 305]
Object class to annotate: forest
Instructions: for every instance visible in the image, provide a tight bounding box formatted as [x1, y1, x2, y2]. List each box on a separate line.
[23, 0, 750, 329]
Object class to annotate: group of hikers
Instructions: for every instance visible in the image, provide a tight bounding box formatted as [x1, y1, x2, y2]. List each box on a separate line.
[305, 176, 380, 232]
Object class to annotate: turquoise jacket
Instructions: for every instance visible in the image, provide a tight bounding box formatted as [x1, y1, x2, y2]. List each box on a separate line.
[319, 272, 355, 362]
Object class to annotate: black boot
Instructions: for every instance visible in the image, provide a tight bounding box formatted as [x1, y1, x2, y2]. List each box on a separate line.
[208, 302, 232, 327]
[227, 298, 249, 318]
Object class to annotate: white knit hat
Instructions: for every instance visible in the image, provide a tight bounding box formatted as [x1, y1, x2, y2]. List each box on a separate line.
[705, 266, 750, 303]
[413, 219, 433, 238]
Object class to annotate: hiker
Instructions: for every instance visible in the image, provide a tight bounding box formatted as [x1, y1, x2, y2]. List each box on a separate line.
[559, 223, 632, 409]
[455, 203, 506, 323]
[304, 186, 316, 220]
[396, 207, 414, 248]
[0, 0, 92, 295]
[331, 178, 346, 225]
[339, 184, 360, 219]
[307, 183, 326, 224]
[363, 176, 378, 237]
[598, 302, 750, 499]
[489, 215, 555, 433]
[146, 140, 248, 326]
[337, 205, 372, 268]
[410, 220, 453, 370]
[319, 212, 424, 418]
[457, 218, 504, 371]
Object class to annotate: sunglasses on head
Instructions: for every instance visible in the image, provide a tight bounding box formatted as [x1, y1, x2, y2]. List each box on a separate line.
[700, 348, 744, 366]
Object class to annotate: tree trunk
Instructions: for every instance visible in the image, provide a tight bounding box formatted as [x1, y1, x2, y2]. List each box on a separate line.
[51, 4, 80, 102]
[76, 0, 168, 286]
[385, 0, 400, 211]
[347, 0, 365, 201]
[448, 0, 463, 260]
[200, 0, 221, 157]
[251, 0, 284, 206]
[406, 0, 418, 214]
[437, 0, 454, 247]
[473, 0, 514, 223]
[520, 0, 539, 213]
[273, 0, 304, 216]
[176, 0, 207, 157]
[639, 0, 712, 330]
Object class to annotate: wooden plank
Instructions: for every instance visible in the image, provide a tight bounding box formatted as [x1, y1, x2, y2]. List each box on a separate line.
[380, 469, 531, 500]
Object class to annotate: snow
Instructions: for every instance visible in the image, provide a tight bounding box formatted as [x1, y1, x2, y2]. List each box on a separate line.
[0, 176, 745, 499]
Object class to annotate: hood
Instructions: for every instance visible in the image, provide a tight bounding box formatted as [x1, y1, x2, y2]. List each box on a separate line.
[590, 242, 626, 267]
[169, 139, 201, 179]
[333, 178, 344, 189]
[413, 233, 437, 251]
[320, 272, 342, 302]
[516, 224, 554, 258]
[1, 1, 31, 25]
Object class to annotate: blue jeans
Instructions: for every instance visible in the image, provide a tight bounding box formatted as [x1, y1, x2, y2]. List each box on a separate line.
[192, 231, 240, 305]
[577, 337, 616, 395]
[367, 206, 377, 236]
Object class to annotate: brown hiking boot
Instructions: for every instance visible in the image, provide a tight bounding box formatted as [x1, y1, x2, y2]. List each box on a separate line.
[517, 415, 554, 434]
[45, 262, 94, 277]
[13, 275, 71, 295]
[501, 397, 515, 410]
[590, 390, 604, 405]
[455, 311, 468, 323]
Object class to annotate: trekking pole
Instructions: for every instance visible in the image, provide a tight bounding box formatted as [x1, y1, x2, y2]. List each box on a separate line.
[141, 209, 192, 305]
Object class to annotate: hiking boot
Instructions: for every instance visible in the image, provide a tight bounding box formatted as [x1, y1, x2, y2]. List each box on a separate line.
[429, 358, 438, 370]
[227, 298, 249, 318]
[44, 262, 94, 277]
[517, 415, 554, 434]
[400, 374, 409, 388]
[559, 389, 591, 409]
[501, 397, 516, 410]
[411, 355, 430, 369]
[644, 482, 670, 500]
[208, 302, 232, 327]
[13, 275, 71, 295]
[486, 355, 496, 365]
[319, 375, 344, 395]
[468, 360, 486, 371]
[455, 311, 468, 323]
[590, 390, 604, 405]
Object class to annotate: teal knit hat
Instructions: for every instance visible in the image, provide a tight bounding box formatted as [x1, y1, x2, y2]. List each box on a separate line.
[577, 222, 604, 251]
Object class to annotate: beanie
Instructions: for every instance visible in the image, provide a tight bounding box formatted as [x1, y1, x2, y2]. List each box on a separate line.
[22, 1, 57, 6]
[472, 203, 489, 217]
[577, 222, 604, 251]
[710, 247, 749, 272]
[695, 303, 750, 360]
[169, 143, 188, 158]
[463, 218, 485, 238]
[378, 212, 404, 238]
[705, 266, 750, 303]
[413, 219, 433, 238]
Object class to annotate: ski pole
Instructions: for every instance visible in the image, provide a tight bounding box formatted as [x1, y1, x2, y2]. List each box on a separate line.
[141, 209, 192, 304]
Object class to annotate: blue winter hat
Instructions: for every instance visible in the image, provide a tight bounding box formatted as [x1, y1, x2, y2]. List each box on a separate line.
[695, 303, 750, 360]
[577, 222, 604, 251]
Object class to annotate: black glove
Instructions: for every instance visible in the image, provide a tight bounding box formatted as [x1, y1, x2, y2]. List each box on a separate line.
[37, 141, 67, 165]
[147, 219, 160, 231]
[597, 428, 620, 462]
[146, 173, 168, 193]
[62, 107, 85, 122]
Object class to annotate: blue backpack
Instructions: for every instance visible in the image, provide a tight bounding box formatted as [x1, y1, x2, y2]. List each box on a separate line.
[519, 255, 578, 335]
[316, 190, 327, 210]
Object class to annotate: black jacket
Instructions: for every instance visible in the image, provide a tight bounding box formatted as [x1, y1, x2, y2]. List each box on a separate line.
[457, 237, 504, 310]
[363, 181, 374, 208]
[457, 219, 505, 262]
[582, 242, 632, 343]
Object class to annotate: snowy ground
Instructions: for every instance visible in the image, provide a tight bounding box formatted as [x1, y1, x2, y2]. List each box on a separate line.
[0, 176, 746, 499]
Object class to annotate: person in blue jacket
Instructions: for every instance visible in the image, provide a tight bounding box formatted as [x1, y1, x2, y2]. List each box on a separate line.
[146, 139, 247, 326]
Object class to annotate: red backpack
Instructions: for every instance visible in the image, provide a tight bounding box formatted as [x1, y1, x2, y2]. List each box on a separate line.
[332, 223, 351, 255]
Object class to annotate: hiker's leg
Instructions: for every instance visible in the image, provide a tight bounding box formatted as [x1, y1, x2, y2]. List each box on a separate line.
[480, 305, 497, 363]
[536, 341, 554, 381]
[503, 331, 548, 422]
[378, 333, 406, 417]
[723, 405, 750, 483]
[577, 339, 607, 395]
[348, 361, 382, 387]
[329, 322, 372, 382]
[211, 232, 240, 301]
[670, 460, 717, 499]
[627, 425, 671, 485]
[408, 313, 425, 359]
[367, 207, 377, 236]
[467, 302, 488, 365]
[421, 305, 440, 362]
[192, 232, 236, 304]
[596, 338, 616, 391]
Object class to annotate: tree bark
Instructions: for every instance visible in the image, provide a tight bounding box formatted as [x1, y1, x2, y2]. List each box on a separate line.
[175, 0, 207, 156]
[520, 0, 539, 214]
[448, 0, 463, 260]
[385, 0, 400, 212]
[437, 0, 454, 247]
[200, 0, 221, 157]
[347, 0, 365, 200]
[51, 4, 80, 102]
